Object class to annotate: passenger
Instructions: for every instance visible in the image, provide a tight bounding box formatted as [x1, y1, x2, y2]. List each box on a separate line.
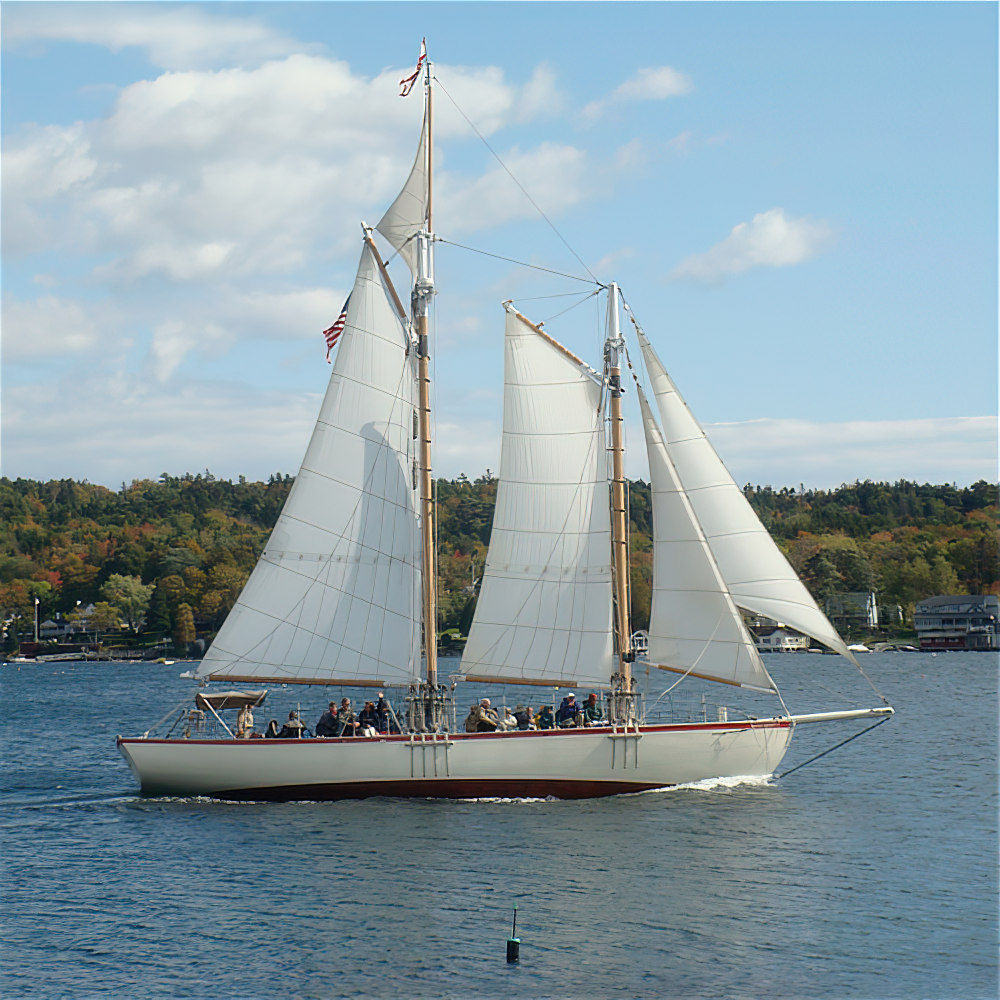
[582, 692, 604, 726]
[337, 697, 361, 737]
[513, 704, 533, 730]
[500, 706, 518, 731]
[236, 702, 254, 739]
[375, 691, 396, 734]
[315, 701, 339, 738]
[556, 692, 583, 728]
[264, 719, 280, 738]
[475, 698, 499, 733]
[464, 704, 479, 733]
[535, 705, 555, 730]
[277, 710, 306, 739]
[358, 700, 379, 736]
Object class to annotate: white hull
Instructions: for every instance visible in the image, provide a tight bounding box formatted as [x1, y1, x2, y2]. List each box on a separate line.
[118, 720, 793, 800]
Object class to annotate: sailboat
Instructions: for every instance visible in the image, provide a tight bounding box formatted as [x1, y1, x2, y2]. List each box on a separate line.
[118, 50, 893, 800]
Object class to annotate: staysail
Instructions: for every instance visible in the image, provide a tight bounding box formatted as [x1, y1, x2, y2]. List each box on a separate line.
[459, 306, 615, 687]
[197, 243, 420, 686]
[638, 388, 775, 692]
[637, 329, 855, 661]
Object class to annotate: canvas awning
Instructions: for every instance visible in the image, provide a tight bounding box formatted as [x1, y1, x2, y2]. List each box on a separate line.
[195, 690, 267, 711]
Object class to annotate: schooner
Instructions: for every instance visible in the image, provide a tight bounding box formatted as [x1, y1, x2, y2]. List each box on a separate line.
[118, 47, 893, 800]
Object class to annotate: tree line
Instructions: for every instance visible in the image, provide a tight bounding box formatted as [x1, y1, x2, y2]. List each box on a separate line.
[0, 473, 995, 652]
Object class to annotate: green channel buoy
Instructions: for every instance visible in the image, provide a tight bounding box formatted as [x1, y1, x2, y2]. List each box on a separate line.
[506, 905, 520, 963]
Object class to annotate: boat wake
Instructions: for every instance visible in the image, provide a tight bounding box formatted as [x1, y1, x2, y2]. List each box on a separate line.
[651, 774, 774, 794]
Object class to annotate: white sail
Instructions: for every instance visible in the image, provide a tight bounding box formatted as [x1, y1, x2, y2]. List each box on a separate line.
[197, 243, 420, 685]
[637, 330, 855, 661]
[460, 306, 615, 687]
[639, 389, 775, 691]
[375, 110, 428, 275]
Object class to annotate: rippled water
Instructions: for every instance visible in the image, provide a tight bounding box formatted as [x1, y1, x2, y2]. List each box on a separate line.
[2, 652, 996, 999]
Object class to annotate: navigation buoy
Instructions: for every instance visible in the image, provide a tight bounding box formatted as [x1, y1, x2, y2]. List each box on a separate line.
[506, 905, 520, 963]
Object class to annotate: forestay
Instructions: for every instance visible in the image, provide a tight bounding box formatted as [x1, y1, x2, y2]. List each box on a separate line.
[197, 243, 421, 686]
[638, 388, 775, 692]
[460, 306, 615, 687]
[637, 330, 855, 662]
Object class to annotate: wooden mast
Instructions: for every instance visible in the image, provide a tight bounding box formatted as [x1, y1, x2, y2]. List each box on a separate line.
[606, 284, 634, 687]
[414, 58, 438, 689]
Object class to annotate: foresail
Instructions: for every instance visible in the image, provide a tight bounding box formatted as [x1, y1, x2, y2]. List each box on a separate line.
[459, 307, 614, 688]
[375, 110, 429, 275]
[638, 331, 856, 662]
[197, 243, 420, 685]
[639, 390, 775, 692]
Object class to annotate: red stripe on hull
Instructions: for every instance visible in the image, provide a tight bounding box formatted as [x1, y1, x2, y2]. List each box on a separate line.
[179, 778, 670, 802]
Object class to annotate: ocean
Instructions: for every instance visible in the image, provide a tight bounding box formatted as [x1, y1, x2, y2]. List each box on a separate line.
[1, 652, 996, 999]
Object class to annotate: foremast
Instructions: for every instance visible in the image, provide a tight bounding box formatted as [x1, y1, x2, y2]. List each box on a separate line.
[605, 284, 637, 722]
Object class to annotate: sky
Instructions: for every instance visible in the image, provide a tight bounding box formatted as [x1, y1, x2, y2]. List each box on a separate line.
[2, 1, 997, 491]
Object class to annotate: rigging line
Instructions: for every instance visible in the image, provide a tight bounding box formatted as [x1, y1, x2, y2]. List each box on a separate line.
[536, 289, 602, 327]
[776, 716, 892, 780]
[436, 237, 601, 287]
[514, 290, 604, 302]
[433, 74, 601, 284]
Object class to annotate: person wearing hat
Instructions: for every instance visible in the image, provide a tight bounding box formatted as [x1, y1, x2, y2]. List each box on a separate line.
[556, 692, 583, 728]
[315, 701, 339, 738]
[582, 692, 604, 726]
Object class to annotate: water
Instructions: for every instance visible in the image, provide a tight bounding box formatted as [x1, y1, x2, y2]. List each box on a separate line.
[2, 653, 996, 999]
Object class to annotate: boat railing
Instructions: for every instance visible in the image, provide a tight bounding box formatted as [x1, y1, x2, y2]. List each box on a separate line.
[641, 692, 758, 726]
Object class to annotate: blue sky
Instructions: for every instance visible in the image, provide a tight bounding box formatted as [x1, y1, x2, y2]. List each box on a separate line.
[2, 1, 996, 489]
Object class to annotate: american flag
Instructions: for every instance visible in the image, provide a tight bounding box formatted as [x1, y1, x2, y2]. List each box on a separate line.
[399, 38, 426, 97]
[323, 295, 351, 362]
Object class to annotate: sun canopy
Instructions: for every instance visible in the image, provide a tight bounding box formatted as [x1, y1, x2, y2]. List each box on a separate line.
[195, 690, 267, 711]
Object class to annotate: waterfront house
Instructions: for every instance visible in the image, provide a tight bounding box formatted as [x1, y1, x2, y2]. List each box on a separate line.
[913, 595, 999, 651]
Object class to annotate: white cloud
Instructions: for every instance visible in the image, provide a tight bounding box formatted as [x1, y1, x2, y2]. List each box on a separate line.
[672, 208, 835, 282]
[149, 320, 234, 383]
[700, 416, 998, 489]
[3, 4, 308, 70]
[1, 295, 125, 362]
[584, 66, 693, 121]
[1, 375, 323, 486]
[2, 53, 571, 283]
[440, 143, 590, 235]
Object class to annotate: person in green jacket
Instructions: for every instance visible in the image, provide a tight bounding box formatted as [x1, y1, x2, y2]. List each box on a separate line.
[582, 692, 604, 726]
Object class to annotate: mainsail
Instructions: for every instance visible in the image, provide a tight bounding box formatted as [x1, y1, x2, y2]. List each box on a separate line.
[197, 243, 420, 685]
[637, 329, 855, 661]
[638, 388, 775, 692]
[459, 306, 615, 687]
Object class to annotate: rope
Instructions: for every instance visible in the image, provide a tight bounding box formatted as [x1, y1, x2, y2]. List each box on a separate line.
[433, 74, 601, 284]
[436, 237, 601, 287]
[776, 716, 892, 780]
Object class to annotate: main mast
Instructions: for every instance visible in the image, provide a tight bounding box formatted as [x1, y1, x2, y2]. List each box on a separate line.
[414, 59, 438, 689]
[605, 285, 635, 716]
